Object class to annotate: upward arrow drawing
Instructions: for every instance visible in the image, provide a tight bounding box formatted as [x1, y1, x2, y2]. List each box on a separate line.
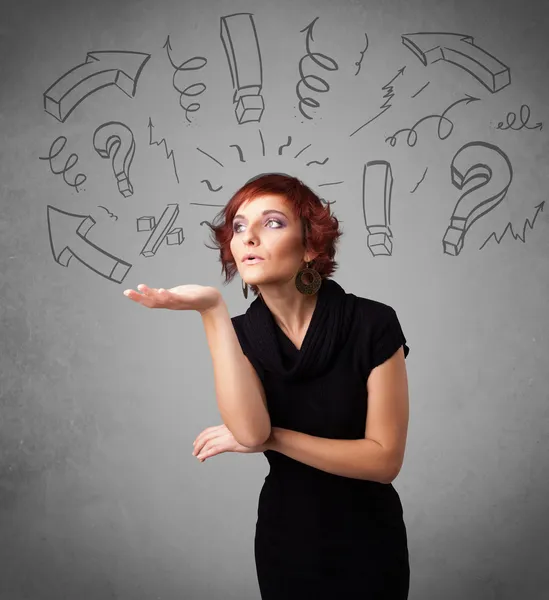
[43, 50, 151, 122]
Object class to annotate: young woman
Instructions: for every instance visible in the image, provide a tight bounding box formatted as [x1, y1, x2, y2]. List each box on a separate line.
[124, 173, 411, 599]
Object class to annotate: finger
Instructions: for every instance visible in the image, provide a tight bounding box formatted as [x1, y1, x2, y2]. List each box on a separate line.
[193, 425, 225, 449]
[123, 288, 156, 307]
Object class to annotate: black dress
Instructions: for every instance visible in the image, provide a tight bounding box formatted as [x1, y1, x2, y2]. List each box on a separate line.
[231, 278, 410, 599]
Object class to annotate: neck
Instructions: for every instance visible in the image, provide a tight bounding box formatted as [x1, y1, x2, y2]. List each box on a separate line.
[258, 281, 319, 336]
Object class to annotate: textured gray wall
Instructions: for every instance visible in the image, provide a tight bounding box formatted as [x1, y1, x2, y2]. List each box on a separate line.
[1, 0, 548, 598]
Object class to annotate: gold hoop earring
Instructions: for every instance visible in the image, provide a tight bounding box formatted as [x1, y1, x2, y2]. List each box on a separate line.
[242, 277, 248, 299]
[295, 261, 321, 295]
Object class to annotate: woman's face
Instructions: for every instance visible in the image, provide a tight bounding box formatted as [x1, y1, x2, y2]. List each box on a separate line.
[230, 194, 309, 287]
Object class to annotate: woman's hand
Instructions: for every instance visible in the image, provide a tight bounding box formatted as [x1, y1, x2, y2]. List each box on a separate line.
[123, 284, 222, 314]
[192, 424, 269, 462]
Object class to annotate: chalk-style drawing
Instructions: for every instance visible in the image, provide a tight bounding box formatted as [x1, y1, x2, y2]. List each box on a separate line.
[201, 180, 223, 192]
[363, 161, 394, 256]
[220, 13, 265, 124]
[444, 141, 513, 256]
[296, 17, 339, 120]
[137, 204, 184, 257]
[39, 136, 87, 192]
[410, 168, 428, 193]
[163, 36, 207, 123]
[411, 81, 430, 98]
[386, 93, 480, 147]
[479, 200, 544, 249]
[43, 50, 150, 122]
[318, 181, 343, 187]
[93, 121, 136, 197]
[496, 104, 542, 131]
[197, 147, 224, 167]
[278, 136, 292, 155]
[306, 157, 329, 167]
[349, 66, 406, 137]
[354, 33, 369, 76]
[47, 205, 132, 282]
[147, 117, 180, 183]
[98, 206, 118, 221]
[294, 143, 312, 158]
[230, 144, 246, 162]
[401, 32, 511, 93]
[258, 129, 265, 156]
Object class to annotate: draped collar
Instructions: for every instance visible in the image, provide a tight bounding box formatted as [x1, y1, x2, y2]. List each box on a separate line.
[240, 278, 358, 381]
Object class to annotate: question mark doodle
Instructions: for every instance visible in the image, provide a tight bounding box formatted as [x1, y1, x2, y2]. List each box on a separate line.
[444, 141, 513, 256]
[93, 121, 136, 197]
[362, 160, 394, 257]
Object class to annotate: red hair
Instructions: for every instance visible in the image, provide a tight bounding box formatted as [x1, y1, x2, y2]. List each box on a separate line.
[203, 173, 343, 296]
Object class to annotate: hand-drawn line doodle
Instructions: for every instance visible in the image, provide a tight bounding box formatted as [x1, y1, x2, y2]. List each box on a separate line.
[349, 66, 406, 137]
[294, 143, 312, 158]
[306, 157, 329, 167]
[318, 181, 344, 187]
[98, 206, 118, 220]
[362, 161, 394, 256]
[230, 144, 246, 162]
[410, 168, 428, 193]
[479, 200, 545, 249]
[147, 117, 180, 183]
[47, 205, 132, 282]
[259, 129, 266, 156]
[354, 33, 369, 76]
[495, 104, 543, 131]
[220, 13, 265, 124]
[386, 93, 480, 147]
[411, 81, 430, 98]
[163, 36, 207, 123]
[93, 121, 136, 197]
[444, 141, 513, 256]
[278, 136, 292, 155]
[39, 136, 87, 192]
[43, 51, 150, 122]
[296, 17, 339, 120]
[137, 204, 184, 256]
[401, 32, 511, 93]
[201, 180, 223, 192]
[197, 147, 224, 167]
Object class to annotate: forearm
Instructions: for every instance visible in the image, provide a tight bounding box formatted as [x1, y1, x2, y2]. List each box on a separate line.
[201, 301, 271, 448]
[265, 427, 396, 483]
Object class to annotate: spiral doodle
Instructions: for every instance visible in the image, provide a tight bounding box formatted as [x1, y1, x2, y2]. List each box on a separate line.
[39, 135, 87, 192]
[164, 36, 207, 123]
[296, 17, 339, 120]
[496, 104, 542, 131]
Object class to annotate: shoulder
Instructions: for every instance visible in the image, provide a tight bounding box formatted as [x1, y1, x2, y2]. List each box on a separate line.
[350, 294, 399, 326]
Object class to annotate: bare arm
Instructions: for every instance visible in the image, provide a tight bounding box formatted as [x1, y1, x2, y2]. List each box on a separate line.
[201, 300, 271, 448]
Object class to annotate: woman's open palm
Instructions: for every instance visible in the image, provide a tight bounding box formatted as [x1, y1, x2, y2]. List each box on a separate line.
[123, 283, 221, 314]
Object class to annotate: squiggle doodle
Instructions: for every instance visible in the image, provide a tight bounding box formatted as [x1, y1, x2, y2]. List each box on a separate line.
[354, 33, 369, 76]
[410, 168, 428, 193]
[229, 144, 246, 162]
[296, 17, 339, 120]
[147, 117, 180, 183]
[201, 180, 223, 192]
[98, 205, 118, 220]
[496, 104, 542, 131]
[306, 157, 329, 167]
[349, 66, 406, 137]
[479, 200, 545, 248]
[278, 136, 292, 155]
[39, 136, 87, 192]
[385, 94, 480, 147]
[163, 36, 207, 123]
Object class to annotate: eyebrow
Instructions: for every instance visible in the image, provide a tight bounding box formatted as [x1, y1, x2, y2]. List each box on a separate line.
[233, 209, 288, 220]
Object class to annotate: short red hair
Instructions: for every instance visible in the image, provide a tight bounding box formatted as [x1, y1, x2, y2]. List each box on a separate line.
[203, 173, 342, 296]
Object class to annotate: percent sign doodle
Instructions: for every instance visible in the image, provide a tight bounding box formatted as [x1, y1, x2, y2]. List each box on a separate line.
[220, 12, 265, 124]
[362, 161, 394, 256]
[93, 121, 136, 197]
[444, 141, 513, 256]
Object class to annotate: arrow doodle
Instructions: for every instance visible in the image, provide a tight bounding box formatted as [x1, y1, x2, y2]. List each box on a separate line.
[43, 50, 150, 122]
[147, 117, 180, 183]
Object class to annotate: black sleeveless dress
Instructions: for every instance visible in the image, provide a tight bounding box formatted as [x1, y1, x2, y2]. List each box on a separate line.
[231, 278, 410, 599]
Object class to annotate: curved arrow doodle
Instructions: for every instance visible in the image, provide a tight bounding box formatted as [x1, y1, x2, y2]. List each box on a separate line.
[401, 32, 510, 93]
[47, 205, 132, 282]
[93, 121, 136, 197]
[444, 141, 513, 256]
[43, 50, 150, 122]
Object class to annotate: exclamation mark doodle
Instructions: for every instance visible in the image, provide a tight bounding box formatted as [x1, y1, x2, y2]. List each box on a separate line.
[362, 161, 394, 256]
[220, 13, 265, 124]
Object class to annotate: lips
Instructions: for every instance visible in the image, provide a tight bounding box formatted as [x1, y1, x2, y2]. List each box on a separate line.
[242, 254, 264, 262]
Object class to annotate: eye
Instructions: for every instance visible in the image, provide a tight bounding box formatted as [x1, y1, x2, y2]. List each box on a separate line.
[266, 218, 284, 228]
[232, 218, 284, 233]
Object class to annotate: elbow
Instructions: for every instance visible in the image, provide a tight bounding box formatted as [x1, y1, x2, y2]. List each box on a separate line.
[238, 422, 272, 449]
[381, 456, 402, 484]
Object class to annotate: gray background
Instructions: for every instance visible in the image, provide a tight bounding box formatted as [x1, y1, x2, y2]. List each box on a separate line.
[1, 0, 549, 598]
